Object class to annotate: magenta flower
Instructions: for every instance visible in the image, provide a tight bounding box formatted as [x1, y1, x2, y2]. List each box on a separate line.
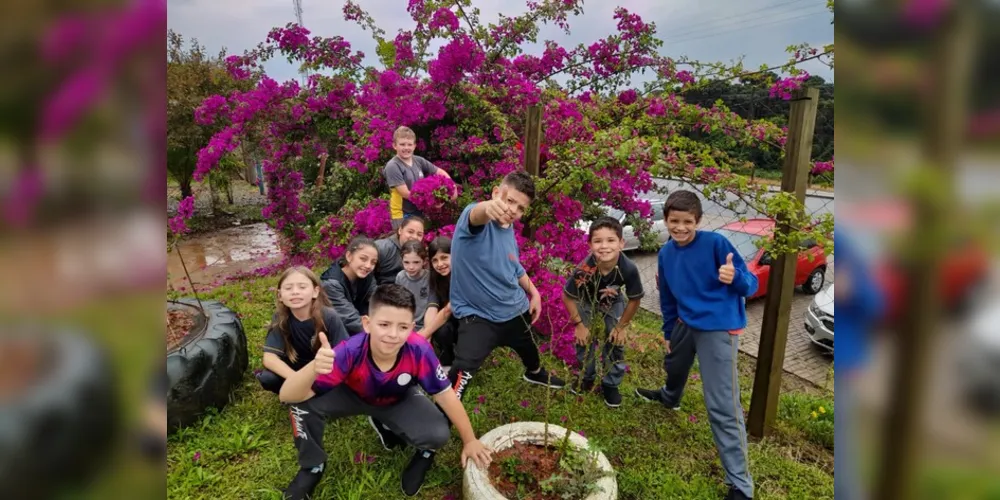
[618, 89, 638, 105]
[192, 451, 201, 462]
[477, 395, 486, 404]
[520, 400, 530, 408]
[688, 414, 698, 424]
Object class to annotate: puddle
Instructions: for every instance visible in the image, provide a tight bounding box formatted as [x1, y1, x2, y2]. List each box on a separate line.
[167, 223, 282, 291]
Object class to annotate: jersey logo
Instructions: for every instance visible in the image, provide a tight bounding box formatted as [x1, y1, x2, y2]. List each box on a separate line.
[396, 373, 413, 386]
[435, 364, 448, 381]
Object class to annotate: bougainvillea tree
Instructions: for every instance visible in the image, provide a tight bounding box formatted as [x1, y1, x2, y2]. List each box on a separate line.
[188, 0, 834, 365]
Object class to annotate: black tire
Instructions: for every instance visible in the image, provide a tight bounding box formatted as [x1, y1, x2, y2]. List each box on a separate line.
[0, 332, 117, 498]
[167, 299, 248, 432]
[802, 266, 826, 295]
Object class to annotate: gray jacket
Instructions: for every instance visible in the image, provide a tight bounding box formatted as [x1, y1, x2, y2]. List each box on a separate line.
[374, 236, 403, 285]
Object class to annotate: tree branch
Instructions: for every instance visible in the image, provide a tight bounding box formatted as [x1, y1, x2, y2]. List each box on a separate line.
[453, 2, 485, 54]
[641, 50, 834, 98]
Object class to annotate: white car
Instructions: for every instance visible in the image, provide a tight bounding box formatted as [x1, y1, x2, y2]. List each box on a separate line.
[577, 199, 669, 251]
[959, 300, 1000, 415]
[803, 284, 834, 352]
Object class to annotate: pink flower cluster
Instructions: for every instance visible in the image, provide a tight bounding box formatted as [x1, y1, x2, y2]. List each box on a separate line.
[429, 7, 459, 33]
[428, 35, 484, 86]
[409, 175, 460, 226]
[811, 157, 834, 175]
[168, 196, 195, 236]
[424, 224, 456, 242]
[354, 199, 392, 237]
[769, 73, 810, 100]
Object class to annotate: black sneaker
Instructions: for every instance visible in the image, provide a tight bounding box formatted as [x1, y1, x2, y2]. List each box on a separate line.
[724, 486, 752, 500]
[401, 449, 436, 496]
[523, 368, 566, 389]
[283, 463, 325, 500]
[569, 379, 595, 395]
[602, 384, 622, 408]
[635, 387, 680, 410]
[369, 416, 405, 450]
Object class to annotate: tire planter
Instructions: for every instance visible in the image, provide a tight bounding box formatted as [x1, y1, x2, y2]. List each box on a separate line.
[167, 298, 247, 432]
[0, 332, 117, 498]
[464, 422, 617, 500]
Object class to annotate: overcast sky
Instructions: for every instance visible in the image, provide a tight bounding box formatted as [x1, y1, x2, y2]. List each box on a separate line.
[168, 0, 834, 86]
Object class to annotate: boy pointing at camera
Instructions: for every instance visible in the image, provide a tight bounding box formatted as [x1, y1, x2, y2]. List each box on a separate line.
[446, 171, 566, 400]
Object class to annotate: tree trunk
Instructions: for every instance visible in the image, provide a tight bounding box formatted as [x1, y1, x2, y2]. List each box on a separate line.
[179, 177, 193, 199]
[209, 176, 220, 215]
[315, 154, 328, 188]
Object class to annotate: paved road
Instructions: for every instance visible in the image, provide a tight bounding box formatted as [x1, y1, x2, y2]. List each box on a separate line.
[630, 250, 835, 389]
[648, 177, 835, 220]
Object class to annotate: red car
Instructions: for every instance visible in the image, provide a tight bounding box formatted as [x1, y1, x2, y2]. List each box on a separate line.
[713, 219, 829, 299]
[839, 201, 989, 323]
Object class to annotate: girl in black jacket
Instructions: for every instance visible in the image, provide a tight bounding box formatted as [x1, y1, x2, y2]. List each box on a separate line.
[320, 237, 378, 335]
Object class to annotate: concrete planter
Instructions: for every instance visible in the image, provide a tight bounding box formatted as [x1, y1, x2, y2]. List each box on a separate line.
[463, 422, 617, 500]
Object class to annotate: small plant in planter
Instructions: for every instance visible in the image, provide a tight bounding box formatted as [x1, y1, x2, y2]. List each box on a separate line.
[464, 262, 620, 500]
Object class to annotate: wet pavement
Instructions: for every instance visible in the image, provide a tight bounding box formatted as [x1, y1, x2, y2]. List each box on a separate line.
[167, 222, 281, 291]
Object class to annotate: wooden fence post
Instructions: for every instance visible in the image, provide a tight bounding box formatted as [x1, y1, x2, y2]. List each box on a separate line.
[747, 86, 819, 438]
[523, 104, 542, 238]
[876, 6, 973, 499]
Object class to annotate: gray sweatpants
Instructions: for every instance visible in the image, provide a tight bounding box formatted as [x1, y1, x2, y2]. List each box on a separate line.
[659, 322, 753, 498]
[289, 385, 450, 469]
[574, 300, 626, 387]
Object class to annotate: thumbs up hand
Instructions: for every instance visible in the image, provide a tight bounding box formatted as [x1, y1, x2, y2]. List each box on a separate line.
[485, 185, 515, 226]
[314, 332, 335, 375]
[718, 253, 736, 284]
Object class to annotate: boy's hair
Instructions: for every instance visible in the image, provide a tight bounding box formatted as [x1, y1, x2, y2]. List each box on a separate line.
[501, 170, 535, 201]
[369, 283, 417, 317]
[393, 126, 416, 144]
[663, 190, 703, 222]
[400, 240, 427, 260]
[589, 215, 623, 240]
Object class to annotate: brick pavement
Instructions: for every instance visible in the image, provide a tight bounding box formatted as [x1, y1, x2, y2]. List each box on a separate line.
[631, 250, 834, 390]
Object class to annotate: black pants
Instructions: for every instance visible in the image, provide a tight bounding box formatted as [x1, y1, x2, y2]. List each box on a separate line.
[256, 369, 284, 394]
[290, 386, 450, 469]
[446, 312, 541, 401]
[431, 317, 459, 366]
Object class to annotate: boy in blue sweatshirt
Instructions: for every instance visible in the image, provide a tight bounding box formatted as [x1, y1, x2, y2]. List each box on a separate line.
[635, 190, 758, 500]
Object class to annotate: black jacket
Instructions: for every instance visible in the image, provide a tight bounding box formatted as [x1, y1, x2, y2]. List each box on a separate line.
[374, 236, 403, 285]
[320, 265, 376, 335]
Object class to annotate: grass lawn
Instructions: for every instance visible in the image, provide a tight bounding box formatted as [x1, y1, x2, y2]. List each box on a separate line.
[167, 274, 834, 500]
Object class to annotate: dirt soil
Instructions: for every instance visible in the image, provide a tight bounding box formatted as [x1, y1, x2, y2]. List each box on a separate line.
[488, 442, 576, 500]
[167, 309, 197, 351]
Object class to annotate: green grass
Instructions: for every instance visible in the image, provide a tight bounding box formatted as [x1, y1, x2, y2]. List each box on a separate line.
[167, 276, 834, 500]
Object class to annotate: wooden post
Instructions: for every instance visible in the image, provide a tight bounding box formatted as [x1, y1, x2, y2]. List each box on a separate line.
[523, 104, 542, 238]
[747, 86, 819, 438]
[875, 7, 973, 499]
